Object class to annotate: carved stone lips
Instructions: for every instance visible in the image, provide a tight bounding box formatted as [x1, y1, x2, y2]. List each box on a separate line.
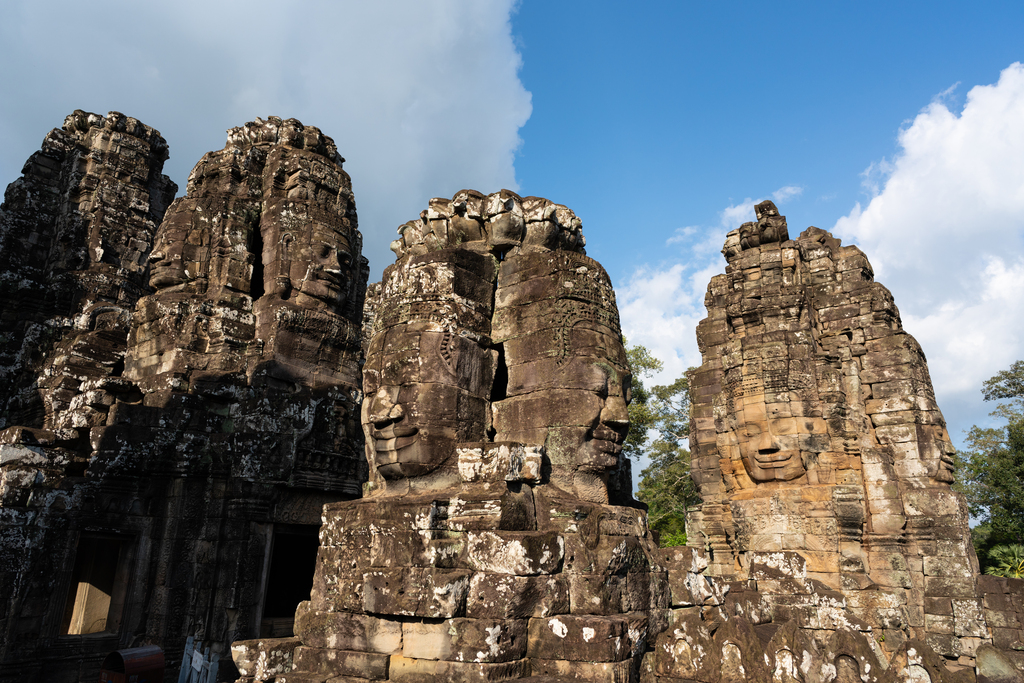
[593, 440, 623, 455]
[317, 268, 343, 286]
[754, 451, 798, 467]
[150, 263, 182, 287]
[372, 424, 418, 451]
[591, 424, 624, 454]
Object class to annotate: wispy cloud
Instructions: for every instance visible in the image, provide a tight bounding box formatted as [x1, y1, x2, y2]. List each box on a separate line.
[834, 62, 1024, 437]
[0, 0, 532, 280]
[772, 185, 804, 203]
[666, 225, 699, 245]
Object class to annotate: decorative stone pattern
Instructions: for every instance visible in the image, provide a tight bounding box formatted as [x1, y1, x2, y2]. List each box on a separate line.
[3, 113, 1020, 682]
[686, 202, 1024, 678]
[0, 115, 368, 683]
[230, 196, 1024, 683]
[0, 110, 176, 433]
[233, 192, 669, 682]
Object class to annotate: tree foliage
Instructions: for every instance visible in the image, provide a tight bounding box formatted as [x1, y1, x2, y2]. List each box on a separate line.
[623, 341, 663, 462]
[986, 544, 1024, 579]
[955, 360, 1024, 567]
[623, 340, 700, 547]
[982, 360, 1024, 404]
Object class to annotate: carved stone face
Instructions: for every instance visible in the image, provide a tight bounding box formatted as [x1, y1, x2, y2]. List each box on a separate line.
[553, 358, 631, 473]
[362, 325, 492, 480]
[149, 201, 257, 294]
[718, 354, 831, 484]
[148, 211, 195, 288]
[724, 400, 826, 483]
[493, 328, 631, 501]
[262, 214, 353, 311]
[292, 225, 353, 308]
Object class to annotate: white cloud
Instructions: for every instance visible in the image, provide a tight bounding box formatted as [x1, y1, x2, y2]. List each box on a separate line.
[834, 62, 1024, 437]
[622, 185, 803, 387]
[0, 0, 531, 279]
[772, 185, 804, 203]
[666, 226, 698, 245]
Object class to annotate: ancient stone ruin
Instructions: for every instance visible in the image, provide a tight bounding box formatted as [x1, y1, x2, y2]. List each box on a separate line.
[680, 202, 1024, 681]
[1, 111, 1022, 683]
[231, 190, 668, 682]
[0, 113, 367, 682]
[230, 198, 1024, 683]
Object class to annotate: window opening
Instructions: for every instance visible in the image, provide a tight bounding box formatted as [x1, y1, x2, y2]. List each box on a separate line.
[490, 342, 508, 403]
[250, 223, 265, 300]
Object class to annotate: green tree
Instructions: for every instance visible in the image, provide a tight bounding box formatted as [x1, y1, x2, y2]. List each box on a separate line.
[637, 375, 699, 546]
[955, 361, 1024, 562]
[986, 544, 1024, 578]
[622, 340, 700, 547]
[623, 341, 663, 462]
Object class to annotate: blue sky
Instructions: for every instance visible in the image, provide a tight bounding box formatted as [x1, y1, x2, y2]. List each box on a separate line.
[1, 1, 1023, 484]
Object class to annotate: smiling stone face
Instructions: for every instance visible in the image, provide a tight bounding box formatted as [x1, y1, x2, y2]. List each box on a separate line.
[725, 407, 828, 483]
[147, 209, 192, 289]
[297, 229, 354, 306]
[718, 356, 832, 484]
[269, 221, 354, 310]
[362, 324, 493, 481]
[491, 250, 631, 503]
[360, 248, 498, 493]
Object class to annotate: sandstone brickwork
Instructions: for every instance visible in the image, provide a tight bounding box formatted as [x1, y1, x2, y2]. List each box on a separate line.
[0, 115, 367, 683]
[2, 112, 1020, 682]
[0, 110, 177, 433]
[233, 192, 672, 682]
[685, 202, 1024, 679]
[227, 196, 1023, 683]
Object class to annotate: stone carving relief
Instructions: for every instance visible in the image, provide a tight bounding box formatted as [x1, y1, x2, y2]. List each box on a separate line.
[687, 203, 1013, 670]
[234, 191, 675, 683]
[0, 110, 176, 433]
[234, 197, 1024, 683]
[363, 189, 629, 504]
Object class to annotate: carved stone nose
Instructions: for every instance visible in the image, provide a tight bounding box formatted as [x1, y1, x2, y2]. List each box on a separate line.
[758, 430, 779, 453]
[600, 395, 629, 428]
[370, 388, 403, 425]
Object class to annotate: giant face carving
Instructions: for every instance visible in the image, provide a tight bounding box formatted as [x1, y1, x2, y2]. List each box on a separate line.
[721, 365, 828, 483]
[291, 224, 354, 309]
[491, 250, 630, 503]
[149, 198, 259, 295]
[360, 249, 498, 488]
[261, 209, 354, 312]
[148, 207, 199, 289]
[717, 339, 837, 486]
[496, 339, 631, 477]
[362, 323, 492, 480]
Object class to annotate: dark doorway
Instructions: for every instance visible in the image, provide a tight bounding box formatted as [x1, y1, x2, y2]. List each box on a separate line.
[60, 534, 133, 635]
[260, 524, 319, 637]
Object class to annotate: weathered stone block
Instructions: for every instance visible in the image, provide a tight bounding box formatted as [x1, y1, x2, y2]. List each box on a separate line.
[567, 573, 623, 615]
[465, 572, 569, 619]
[292, 646, 389, 679]
[294, 604, 402, 654]
[464, 531, 563, 575]
[362, 567, 470, 618]
[526, 614, 631, 662]
[231, 637, 301, 680]
[653, 611, 719, 681]
[401, 618, 527, 662]
[530, 657, 632, 682]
